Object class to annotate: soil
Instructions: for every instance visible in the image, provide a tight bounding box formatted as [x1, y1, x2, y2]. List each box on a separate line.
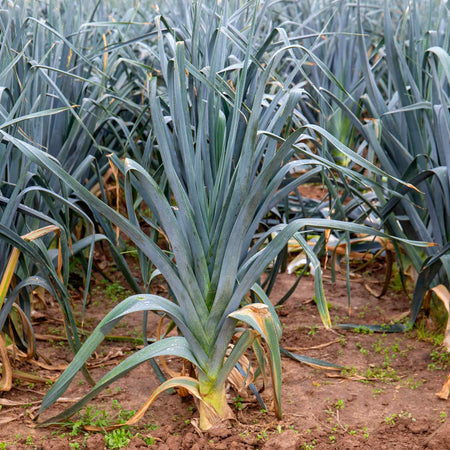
[1, 237, 449, 449]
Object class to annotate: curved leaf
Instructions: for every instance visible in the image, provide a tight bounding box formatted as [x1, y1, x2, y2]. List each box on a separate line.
[39, 294, 206, 416]
[38, 338, 197, 424]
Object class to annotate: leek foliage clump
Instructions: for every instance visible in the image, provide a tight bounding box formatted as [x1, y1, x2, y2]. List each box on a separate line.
[25, 1, 427, 430]
[0, 0, 441, 431]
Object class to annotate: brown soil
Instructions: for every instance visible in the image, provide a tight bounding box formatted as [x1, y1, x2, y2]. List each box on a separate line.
[1, 250, 449, 449]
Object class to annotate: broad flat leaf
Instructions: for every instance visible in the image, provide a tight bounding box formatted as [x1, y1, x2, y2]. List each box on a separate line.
[39, 295, 204, 416]
[38, 337, 197, 424]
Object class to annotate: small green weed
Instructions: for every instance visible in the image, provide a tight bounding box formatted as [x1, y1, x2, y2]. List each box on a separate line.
[428, 348, 450, 371]
[352, 327, 374, 335]
[341, 366, 358, 377]
[256, 430, 268, 441]
[372, 387, 384, 397]
[105, 429, 134, 449]
[140, 435, 155, 445]
[414, 319, 444, 346]
[402, 377, 424, 390]
[234, 395, 244, 411]
[363, 366, 400, 383]
[384, 411, 415, 426]
[92, 279, 132, 304]
[356, 342, 368, 355]
[384, 414, 396, 426]
[57, 400, 138, 438]
[334, 399, 344, 410]
[301, 441, 316, 450]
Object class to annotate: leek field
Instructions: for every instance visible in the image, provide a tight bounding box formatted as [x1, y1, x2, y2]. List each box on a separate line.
[0, 0, 449, 448]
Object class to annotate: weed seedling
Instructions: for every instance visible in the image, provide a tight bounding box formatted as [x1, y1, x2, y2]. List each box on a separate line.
[362, 427, 369, 439]
[104, 429, 133, 449]
[256, 430, 268, 441]
[352, 327, 374, 335]
[385, 411, 415, 426]
[234, 395, 244, 411]
[428, 348, 450, 371]
[334, 399, 344, 410]
[356, 342, 367, 355]
[140, 435, 155, 445]
[384, 414, 397, 426]
[402, 377, 423, 390]
[372, 387, 384, 397]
